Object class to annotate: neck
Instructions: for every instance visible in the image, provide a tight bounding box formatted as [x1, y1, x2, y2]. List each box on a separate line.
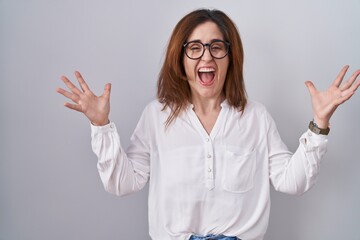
[191, 94, 225, 115]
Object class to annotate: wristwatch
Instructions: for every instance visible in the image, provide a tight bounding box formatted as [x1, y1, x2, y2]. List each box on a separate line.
[308, 120, 330, 135]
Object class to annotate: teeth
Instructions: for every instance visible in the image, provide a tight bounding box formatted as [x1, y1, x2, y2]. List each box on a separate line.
[198, 67, 215, 73]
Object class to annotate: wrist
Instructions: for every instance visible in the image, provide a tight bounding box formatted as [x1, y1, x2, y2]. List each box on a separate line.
[91, 119, 110, 126]
[313, 117, 329, 129]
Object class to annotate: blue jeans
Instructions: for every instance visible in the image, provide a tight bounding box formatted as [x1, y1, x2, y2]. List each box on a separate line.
[189, 234, 239, 240]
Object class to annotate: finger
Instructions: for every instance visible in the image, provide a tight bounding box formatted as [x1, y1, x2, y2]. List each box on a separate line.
[61, 75, 82, 95]
[75, 71, 92, 93]
[305, 81, 317, 96]
[335, 80, 360, 105]
[64, 102, 83, 112]
[334, 92, 355, 106]
[347, 78, 360, 94]
[56, 87, 80, 103]
[340, 69, 360, 91]
[332, 65, 349, 87]
[102, 83, 111, 99]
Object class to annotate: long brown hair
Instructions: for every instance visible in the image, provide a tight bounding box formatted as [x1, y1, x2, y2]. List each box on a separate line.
[157, 9, 247, 126]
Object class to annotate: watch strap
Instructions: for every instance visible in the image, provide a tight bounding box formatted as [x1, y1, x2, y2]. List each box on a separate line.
[308, 120, 330, 135]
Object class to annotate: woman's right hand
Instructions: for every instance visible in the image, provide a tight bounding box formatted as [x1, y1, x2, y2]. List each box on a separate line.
[56, 71, 111, 126]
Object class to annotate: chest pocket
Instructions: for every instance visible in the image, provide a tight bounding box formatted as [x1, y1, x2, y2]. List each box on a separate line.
[222, 149, 257, 193]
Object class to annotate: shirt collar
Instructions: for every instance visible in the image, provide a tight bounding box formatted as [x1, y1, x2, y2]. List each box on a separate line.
[187, 99, 229, 111]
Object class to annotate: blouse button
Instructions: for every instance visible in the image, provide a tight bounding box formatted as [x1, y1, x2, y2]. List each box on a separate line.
[207, 154, 212, 158]
[208, 168, 212, 172]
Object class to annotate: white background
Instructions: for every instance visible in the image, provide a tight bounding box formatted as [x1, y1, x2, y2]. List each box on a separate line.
[1, 0, 359, 239]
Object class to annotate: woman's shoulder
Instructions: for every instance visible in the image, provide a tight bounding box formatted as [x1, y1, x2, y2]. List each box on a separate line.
[141, 99, 171, 120]
[144, 99, 165, 112]
[244, 99, 268, 114]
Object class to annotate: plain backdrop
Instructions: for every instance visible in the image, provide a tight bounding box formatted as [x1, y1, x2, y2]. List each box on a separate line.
[1, 0, 360, 239]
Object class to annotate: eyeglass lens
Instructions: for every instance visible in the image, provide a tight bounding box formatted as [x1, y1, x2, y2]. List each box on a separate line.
[185, 41, 228, 60]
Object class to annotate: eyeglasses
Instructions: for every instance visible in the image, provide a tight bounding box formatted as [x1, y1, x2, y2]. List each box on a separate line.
[183, 40, 230, 60]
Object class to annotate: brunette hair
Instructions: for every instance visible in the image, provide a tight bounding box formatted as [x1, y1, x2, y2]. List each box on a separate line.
[157, 9, 247, 126]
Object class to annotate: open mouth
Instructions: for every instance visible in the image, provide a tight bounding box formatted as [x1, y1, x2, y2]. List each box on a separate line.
[198, 67, 215, 86]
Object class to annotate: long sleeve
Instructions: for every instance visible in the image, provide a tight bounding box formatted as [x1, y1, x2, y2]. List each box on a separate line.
[267, 112, 328, 195]
[90, 111, 150, 197]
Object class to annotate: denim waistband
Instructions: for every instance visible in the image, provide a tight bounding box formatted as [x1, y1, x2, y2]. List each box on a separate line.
[189, 234, 239, 240]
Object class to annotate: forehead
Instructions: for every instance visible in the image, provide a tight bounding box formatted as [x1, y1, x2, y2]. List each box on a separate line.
[187, 21, 224, 42]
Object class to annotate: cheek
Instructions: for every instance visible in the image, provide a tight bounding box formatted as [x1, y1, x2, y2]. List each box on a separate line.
[219, 59, 229, 78]
[184, 59, 197, 80]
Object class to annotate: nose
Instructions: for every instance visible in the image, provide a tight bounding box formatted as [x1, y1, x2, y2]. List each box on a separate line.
[201, 45, 213, 61]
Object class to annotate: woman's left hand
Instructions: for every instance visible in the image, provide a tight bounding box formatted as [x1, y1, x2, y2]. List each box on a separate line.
[305, 65, 360, 128]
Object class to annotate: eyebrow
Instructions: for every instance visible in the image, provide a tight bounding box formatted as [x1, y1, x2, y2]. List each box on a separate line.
[187, 38, 224, 43]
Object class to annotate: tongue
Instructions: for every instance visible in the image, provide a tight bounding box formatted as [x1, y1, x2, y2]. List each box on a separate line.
[199, 72, 215, 83]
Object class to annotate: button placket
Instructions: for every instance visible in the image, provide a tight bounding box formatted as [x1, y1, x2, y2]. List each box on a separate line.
[204, 137, 214, 190]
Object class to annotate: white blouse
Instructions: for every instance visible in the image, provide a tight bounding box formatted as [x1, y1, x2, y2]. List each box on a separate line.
[91, 100, 328, 240]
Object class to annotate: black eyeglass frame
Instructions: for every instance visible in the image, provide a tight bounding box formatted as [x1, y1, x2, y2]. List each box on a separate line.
[183, 39, 230, 60]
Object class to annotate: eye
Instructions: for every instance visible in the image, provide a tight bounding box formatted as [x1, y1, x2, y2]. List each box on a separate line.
[188, 43, 202, 52]
[211, 43, 224, 51]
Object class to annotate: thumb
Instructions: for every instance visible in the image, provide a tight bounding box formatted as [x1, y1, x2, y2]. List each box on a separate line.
[304, 81, 317, 96]
[103, 83, 111, 98]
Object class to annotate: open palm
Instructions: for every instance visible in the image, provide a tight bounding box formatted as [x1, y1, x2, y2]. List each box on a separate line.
[305, 66, 360, 128]
[56, 71, 111, 126]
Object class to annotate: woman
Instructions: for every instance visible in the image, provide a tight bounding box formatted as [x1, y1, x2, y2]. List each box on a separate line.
[57, 9, 360, 240]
